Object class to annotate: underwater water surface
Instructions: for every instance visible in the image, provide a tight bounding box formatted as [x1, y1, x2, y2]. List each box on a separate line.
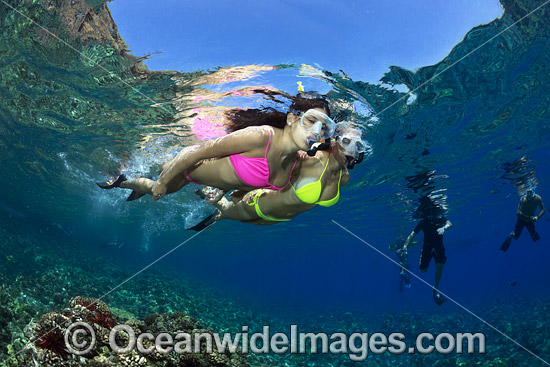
[1, 0, 550, 366]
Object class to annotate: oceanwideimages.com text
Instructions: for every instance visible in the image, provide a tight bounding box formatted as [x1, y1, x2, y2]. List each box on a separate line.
[66, 322, 486, 361]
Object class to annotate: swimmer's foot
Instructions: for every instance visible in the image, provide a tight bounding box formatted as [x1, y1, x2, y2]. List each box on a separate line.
[96, 174, 127, 189]
[195, 186, 225, 204]
[126, 191, 145, 202]
[433, 288, 446, 306]
[206, 188, 225, 204]
[188, 209, 220, 231]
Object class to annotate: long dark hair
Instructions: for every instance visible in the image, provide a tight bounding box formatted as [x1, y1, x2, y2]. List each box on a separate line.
[225, 90, 330, 132]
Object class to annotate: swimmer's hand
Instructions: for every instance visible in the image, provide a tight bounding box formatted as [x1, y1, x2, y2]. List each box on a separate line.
[152, 182, 167, 201]
[205, 188, 225, 204]
[437, 227, 445, 235]
[532, 216, 538, 222]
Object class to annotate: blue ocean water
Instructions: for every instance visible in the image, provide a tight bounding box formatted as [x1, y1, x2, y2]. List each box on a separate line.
[1, 0, 550, 366]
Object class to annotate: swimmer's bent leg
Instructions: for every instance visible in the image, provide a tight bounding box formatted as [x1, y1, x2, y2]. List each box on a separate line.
[121, 173, 190, 201]
[120, 178, 154, 194]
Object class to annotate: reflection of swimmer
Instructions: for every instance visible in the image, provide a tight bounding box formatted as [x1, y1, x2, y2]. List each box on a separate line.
[158, 86, 287, 142]
[176, 85, 282, 107]
[188, 123, 370, 230]
[97, 92, 336, 203]
[402, 196, 452, 306]
[139, 67, 279, 146]
[501, 186, 545, 251]
[187, 65, 274, 87]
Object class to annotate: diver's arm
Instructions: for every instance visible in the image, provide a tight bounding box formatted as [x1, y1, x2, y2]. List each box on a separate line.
[536, 196, 545, 221]
[403, 231, 416, 250]
[437, 220, 452, 235]
[153, 127, 267, 199]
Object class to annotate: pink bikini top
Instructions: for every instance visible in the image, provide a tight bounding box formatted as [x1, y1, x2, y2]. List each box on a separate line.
[229, 130, 298, 191]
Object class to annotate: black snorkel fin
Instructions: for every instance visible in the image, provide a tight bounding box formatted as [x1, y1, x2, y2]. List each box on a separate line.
[306, 138, 331, 157]
[346, 151, 364, 169]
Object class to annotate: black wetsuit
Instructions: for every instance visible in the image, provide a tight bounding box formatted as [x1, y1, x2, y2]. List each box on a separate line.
[414, 215, 448, 270]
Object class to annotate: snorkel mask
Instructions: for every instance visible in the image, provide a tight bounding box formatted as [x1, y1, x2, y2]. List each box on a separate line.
[335, 122, 371, 169]
[299, 109, 336, 141]
[525, 186, 535, 199]
[291, 108, 336, 155]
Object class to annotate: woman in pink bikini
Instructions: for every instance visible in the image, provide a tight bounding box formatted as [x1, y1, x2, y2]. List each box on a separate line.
[187, 122, 370, 229]
[97, 92, 336, 201]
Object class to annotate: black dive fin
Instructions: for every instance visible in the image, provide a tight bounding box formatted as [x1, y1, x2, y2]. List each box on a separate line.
[500, 236, 512, 252]
[188, 210, 219, 231]
[433, 289, 446, 306]
[126, 191, 146, 202]
[97, 174, 127, 189]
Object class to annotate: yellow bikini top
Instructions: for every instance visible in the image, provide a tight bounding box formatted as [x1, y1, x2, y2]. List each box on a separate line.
[292, 157, 342, 207]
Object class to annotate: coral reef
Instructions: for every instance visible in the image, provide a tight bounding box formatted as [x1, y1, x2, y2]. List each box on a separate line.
[34, 312, 72, 360]
[8, 297, 248, 367]
[69, 296, 118, 329]
[1, 210, 549, 367]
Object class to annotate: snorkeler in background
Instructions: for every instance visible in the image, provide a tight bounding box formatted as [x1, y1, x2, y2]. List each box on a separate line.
[402, 196, 452, 306]
[97, 92, 336, 202]
[501, 186, 545, 251]
[187, 122, 370, 229]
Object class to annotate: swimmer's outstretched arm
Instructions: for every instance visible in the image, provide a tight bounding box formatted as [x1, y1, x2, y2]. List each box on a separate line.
[536, 196, 545, 220]
[153, 127, 267, 200]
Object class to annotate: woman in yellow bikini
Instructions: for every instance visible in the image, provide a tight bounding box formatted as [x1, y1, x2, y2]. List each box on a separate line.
[189, 122, 370, 229]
